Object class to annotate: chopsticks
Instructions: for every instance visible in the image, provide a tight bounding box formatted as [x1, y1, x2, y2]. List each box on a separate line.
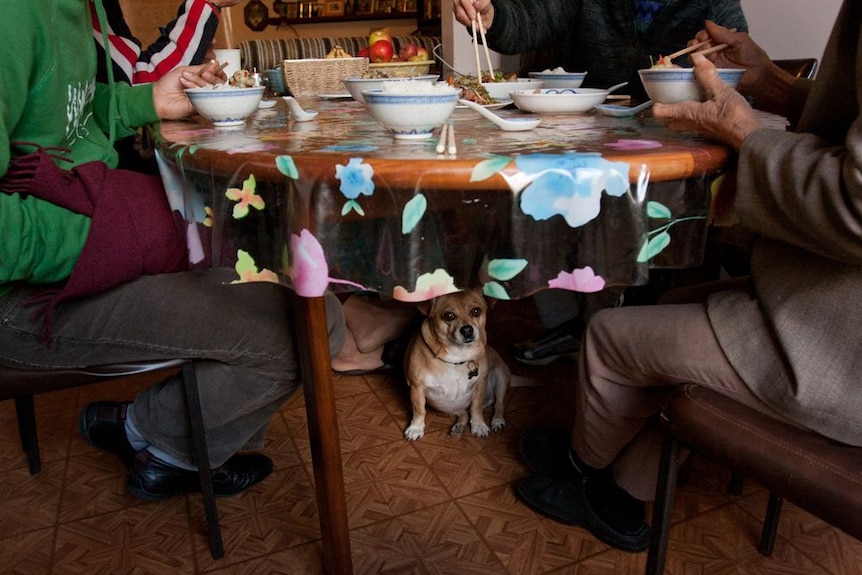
[436, 123, 456, 155]
[663, 29, 736, 64]
[692, 43, 729, 57]
[471, 16, 495, 80]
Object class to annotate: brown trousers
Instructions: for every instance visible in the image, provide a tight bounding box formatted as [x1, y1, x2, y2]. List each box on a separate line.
[573, 279, 792, 500]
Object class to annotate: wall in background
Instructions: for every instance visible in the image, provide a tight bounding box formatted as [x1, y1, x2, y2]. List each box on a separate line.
[741, 0, 841, 63]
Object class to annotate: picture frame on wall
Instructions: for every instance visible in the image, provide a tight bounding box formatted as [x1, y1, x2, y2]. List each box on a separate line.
[323, 0, 344, 16]
[354, 0, 374, 14]
[375, 0, 396, 14]
[243, 0, 269, 30]
[398, 0, 417, 12]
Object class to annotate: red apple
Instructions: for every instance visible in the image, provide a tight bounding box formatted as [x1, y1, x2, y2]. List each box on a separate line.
[368, 27, 392, 48]
[398, 42, 418, 61]
[357, 47, 370, 58]
[369, 39, 394, 63]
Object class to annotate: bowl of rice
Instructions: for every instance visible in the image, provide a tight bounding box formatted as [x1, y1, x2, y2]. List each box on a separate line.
[185, 85, 264, 127]
[362, 80, 460, 139]
[528, 68, 588, 89]
[342, 74, 440, 104]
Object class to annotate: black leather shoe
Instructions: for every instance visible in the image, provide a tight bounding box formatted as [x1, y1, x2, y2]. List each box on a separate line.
[79, 401, 137, 466]
[519, 427, 598, 479]
[516, 473, 650, 552]
[127, 450, 274, 501]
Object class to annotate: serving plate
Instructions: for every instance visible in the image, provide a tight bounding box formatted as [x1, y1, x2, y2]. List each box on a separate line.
[510, 88, 610, 114]
[480, 78, 544, 101]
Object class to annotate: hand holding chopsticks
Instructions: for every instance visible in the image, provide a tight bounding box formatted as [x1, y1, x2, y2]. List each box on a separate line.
[662, 29, 735, 65]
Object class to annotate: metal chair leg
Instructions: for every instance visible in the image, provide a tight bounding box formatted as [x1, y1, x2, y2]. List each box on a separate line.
[758, 493, 783, 556]
[645, 433, 680, 575]
[181, 362, 224, 559]
[14, 396, 41, 474]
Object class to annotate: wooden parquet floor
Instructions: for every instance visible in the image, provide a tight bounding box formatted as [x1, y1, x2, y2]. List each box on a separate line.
[1, 297, 859, 574]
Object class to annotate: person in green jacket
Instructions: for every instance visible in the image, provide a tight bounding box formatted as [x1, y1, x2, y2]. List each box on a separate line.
[0, 0, 345, 500]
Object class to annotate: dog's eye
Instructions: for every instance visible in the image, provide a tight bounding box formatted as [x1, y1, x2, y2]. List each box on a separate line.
[442, 310, 456, 322]
[470, 306, 482, 317]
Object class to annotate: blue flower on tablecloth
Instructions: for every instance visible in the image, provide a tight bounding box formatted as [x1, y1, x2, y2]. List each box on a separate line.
[508, 152, 630, 228]
[335, 157, 375, 215]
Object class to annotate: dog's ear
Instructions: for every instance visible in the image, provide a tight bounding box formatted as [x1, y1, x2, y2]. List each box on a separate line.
[474, 285, 496, 309]
[416, 299, 433, 316]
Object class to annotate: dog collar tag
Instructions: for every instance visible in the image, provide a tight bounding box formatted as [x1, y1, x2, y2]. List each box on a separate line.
[467, 360, 479, 379]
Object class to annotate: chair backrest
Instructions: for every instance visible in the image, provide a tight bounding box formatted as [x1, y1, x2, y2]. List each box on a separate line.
[0, 360, 187, 400]
[773, 58, 818, 79]
[661, 385, 862, 540]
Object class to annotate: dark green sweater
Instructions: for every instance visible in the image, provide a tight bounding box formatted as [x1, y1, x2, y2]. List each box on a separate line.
[483, 0, 748, 96]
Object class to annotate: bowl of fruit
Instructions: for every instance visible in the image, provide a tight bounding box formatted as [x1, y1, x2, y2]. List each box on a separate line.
[361, 28, 435, 78]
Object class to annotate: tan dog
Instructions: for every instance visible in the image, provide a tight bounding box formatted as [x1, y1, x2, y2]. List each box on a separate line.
[403, 288, 511, 441]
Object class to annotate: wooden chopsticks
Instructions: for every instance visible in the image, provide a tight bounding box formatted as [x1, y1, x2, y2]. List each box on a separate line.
[692, 43, 729, 57]
[664, 29, 736, 64]
[471, 16, 495, 80]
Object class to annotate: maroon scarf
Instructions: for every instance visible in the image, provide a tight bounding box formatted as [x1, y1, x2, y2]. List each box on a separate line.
[1, 146, 188, 341]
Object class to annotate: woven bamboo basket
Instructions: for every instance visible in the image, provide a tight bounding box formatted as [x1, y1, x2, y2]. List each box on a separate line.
[281, 57, 369, 97]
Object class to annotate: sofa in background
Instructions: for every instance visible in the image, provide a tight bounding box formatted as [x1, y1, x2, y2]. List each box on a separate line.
[238, 35, 442, 77]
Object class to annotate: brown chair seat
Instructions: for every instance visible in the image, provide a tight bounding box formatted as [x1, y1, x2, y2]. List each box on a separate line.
[0, 360, 224, 559]
[646, 384, 862, 575]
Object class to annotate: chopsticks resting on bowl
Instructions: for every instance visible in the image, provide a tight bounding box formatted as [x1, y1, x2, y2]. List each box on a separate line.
[436, 123, 456, 155]
[471, 16, 495, 80]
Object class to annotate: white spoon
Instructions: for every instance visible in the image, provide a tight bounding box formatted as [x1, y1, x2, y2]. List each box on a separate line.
[458, 99, 541, 131]
[281, 96, 319, 122]
[595, 100, 653, 117]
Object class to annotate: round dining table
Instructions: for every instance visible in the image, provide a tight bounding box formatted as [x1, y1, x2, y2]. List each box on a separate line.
[155, 96, 737, 574]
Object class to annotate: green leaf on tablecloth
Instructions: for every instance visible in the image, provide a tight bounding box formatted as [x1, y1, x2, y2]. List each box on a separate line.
[470, 156, 511, 182]
[483, 281, 511, 300]
[637, 231, 671, 262]
[402, 194, 427, 234]
[487, 258, 528, 281]
[276, 155, 299, 179]
[341, 199, 365, 216]
[647, 200, 672, 219]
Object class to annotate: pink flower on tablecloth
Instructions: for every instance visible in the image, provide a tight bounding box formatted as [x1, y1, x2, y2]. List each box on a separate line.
[289, 229, 330, 296]
[548, 266, 606, 293]
[604, 139, 663, 150]
[393, 269, 460, 302]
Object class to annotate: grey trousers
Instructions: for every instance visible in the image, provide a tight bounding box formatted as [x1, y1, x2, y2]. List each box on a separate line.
[0, 269, 346, 467]
[573, 283, 791, 500]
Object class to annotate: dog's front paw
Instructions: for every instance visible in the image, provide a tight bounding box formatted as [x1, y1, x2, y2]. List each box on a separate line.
[450, 422, 467, 437]
[404, 423, 425, 441]
[491, 417, 507, 432]
[471, 422, 491, 437]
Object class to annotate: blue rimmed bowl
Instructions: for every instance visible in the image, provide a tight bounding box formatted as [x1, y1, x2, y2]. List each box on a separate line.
[527, 70, 587, 89]
[363, 84, 460, 139]
[638, 68, 744, 103]
[185, 86, 264, 127]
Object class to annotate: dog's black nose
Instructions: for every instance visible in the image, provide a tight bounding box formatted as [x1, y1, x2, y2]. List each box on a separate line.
[460, 325, 475, 341]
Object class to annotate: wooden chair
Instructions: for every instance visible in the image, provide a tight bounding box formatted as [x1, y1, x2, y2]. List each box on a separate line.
[0, 360, 224, 559]
[645, 384, 862, 575]
[774, 58, 818, 79]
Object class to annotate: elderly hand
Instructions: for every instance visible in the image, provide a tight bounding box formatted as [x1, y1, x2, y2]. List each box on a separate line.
[152, 60, 227, 120]
[652, 53, 762, 150]
[453, 0, 494, 32]
[692, 21, 773, 95]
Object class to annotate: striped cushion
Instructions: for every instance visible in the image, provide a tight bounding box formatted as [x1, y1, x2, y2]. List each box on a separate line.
[238, 36, 441, 72]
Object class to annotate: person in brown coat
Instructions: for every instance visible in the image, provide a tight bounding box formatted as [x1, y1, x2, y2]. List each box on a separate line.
[516, 2, 862, 553]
